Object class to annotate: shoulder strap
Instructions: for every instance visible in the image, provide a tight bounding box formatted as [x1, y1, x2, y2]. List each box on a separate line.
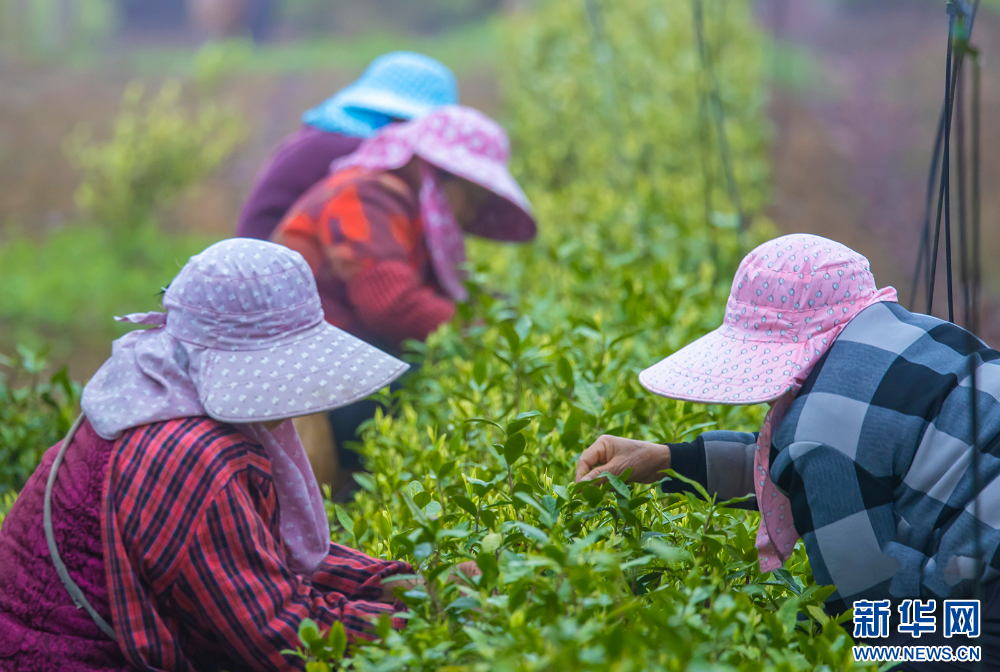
[43, 413, 118, 641]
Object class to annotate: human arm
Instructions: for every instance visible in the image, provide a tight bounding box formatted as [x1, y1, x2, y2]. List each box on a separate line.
[575, 431, 758, 507]
[272, 174, 455, 346]
[325, 176, 454, 345]
[347, 261, 455, 345]
[166, 479, 410, 672]
[311, 542, 413, 603]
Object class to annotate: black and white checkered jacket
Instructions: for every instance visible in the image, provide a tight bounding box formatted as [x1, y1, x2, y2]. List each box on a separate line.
[669, 301, 1000, 614]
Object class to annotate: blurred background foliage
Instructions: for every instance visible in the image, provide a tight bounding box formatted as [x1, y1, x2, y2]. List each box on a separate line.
[0, 70, 242, 348]
[0, 0, 505, 63]
[5, 0, 995, 377]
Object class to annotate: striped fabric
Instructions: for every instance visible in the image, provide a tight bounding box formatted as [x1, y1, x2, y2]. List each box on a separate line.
[102, 417, 409, 672]
[769, 301, 1000, 614]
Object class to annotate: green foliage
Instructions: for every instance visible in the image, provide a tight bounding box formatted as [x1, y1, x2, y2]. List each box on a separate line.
[501, 0, 770, 239]
[295, 1, 875, 670]
[0, 51, 243, 347]
[0, 491, 16, 526]
[65, 79, 245, 241]
[192, 38, 256, 95]
[0, 223, 217, 345]
[0, 344, 80, 499]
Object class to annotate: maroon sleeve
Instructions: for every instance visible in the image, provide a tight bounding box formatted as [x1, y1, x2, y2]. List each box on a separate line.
[236, 126, 363, 240]
[334, 178, 455, 346]
[348, 261, 456, 345]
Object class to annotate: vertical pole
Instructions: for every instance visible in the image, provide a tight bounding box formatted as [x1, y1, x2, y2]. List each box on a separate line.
[971, 53, 981, 336]
[692, 0, 745, 232]
[956, 52, 970, 329]
[927, 6, 958, 319]
[910, 109, 945, 311]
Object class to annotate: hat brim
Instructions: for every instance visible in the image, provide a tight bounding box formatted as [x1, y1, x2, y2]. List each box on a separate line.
[302, 102, 389, 138]
[420, 146, 537, 242]
[638, 326, 810, 406]
[339, 88, 436, 121]
[198, 321, 409, 423]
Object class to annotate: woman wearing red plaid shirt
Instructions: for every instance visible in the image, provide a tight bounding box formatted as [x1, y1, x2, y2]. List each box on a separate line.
[0, 239, 477, 672]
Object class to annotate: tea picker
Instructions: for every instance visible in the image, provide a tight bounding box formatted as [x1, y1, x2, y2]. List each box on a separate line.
[0, 239, 480, 671]
[270, 105, 537, 497]
[576, 3, 998, 666]
[236, 51, 458, 241]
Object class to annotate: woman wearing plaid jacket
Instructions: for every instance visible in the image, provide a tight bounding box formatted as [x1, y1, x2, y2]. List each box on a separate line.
[0, 239, 476, 672]
[577, 234, 999, 670]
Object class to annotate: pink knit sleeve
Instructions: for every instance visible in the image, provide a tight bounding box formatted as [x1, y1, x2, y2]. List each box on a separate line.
[347, 260, 455, 346]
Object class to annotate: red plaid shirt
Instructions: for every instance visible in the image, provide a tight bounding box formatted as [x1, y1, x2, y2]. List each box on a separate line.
[102, 417, 410, 671]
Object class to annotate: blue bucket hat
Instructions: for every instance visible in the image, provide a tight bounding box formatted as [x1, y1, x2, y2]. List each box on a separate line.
[302, 51, 458, 138]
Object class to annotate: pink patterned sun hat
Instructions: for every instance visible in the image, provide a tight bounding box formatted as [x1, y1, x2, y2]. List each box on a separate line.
[639, 234, 898, 405]
[81, 239, 409, 576]
[333, 105, 536, 243]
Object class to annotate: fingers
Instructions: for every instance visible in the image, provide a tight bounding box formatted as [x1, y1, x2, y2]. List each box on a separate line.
[576, 439, 671, 484]
[575, 435, 614, 483]
[580, 463, 616, 483]
[456, 560, 482, 578]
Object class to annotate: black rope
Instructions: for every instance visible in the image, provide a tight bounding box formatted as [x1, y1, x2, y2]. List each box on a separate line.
[909, 106, 944, 311]
[960, 19, 985, 649]
[911, 0, 981, 317]
[971, 50, 982, 336]
[926, 5, 957, 320]
[912, 6, 984, 658]
[957, 55, 970, 329]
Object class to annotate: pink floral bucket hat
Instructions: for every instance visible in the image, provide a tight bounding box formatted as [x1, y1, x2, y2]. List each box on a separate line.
[333, 105, 536, 301]
[639, 234, 897, 405]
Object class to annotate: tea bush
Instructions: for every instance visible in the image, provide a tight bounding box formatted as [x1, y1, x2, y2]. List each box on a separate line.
[0, 56, 242, 348]
[0, 1, 882, 668]
[300, 1, 878, 670]
[0, 345, 80, 512]
[64, 78, 244, 243]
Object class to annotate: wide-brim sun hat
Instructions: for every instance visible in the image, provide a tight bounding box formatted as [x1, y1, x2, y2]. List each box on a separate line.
[302, 51, 458, 137]
[415, 108, 536, 243]
[334, 105, 537, 243]
[83, 239, 409, 434]
[169, 240, 409, 423]
[639, 234, 897, 405]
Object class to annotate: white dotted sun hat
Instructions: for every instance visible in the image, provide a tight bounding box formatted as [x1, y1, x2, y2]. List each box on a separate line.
[82, 239, 409, 436]
[167, 240, 409, 423]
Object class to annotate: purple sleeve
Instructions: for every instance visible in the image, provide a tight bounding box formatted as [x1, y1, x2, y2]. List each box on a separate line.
[236, 126, 363, 240]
